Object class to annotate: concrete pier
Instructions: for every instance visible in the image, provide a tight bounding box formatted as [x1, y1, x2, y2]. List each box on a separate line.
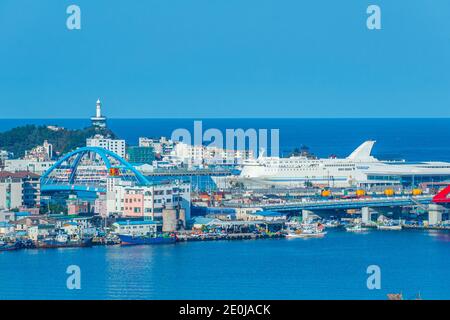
[428, 204, 445, 225]
[361, 207, 371, 224]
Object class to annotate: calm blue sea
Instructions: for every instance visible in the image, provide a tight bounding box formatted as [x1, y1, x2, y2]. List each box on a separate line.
[1, 118, 450, 161]
[0, 118, 449, 299]
[1, 229, 449, 300]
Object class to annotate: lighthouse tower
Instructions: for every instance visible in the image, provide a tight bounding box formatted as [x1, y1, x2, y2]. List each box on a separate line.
[91, 99, 107, 128]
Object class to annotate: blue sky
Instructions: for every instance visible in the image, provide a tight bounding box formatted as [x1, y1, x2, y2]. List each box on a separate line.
[0, 0, 449, 118]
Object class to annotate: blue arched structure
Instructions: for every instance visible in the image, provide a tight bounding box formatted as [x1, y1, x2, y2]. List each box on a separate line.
[41, 147, 150, 193]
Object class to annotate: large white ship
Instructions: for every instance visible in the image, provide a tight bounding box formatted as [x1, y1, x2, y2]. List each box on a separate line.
[238, 141, 450, 188]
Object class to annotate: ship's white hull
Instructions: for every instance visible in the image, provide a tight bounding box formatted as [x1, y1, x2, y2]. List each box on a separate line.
[237, 141, 450, 188]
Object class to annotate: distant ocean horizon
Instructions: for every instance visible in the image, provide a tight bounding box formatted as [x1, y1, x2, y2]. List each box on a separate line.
[1, 118, 450, 161]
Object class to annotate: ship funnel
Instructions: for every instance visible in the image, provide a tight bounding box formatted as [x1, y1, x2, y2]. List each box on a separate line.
[347, 140, 377, 161]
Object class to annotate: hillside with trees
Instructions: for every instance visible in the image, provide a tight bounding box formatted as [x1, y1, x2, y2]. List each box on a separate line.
[0, 125, 117, 158]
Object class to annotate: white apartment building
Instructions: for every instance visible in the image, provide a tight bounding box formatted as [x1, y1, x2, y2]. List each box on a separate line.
[106, 177, 191, 220]
[0, 180, 22, 210]
[138, 137, 174, 155]
[0, 150, 9, 162]
[86, 135, 126, 158]
[171, 142, 254, 168]
[3, 159, 54, 174]
[24, 140, 53, 161]
[0, 171, 41, 210]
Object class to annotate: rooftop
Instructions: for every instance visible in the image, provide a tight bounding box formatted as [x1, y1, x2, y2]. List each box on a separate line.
[0, 171, 40, 179]
[47, 214, 93, 220]
[249, 210, 286, 217]
[114, 220, 160, 226]
[0, 222, 12, 227]
[16, 211, 32, 217]
[192, 217, 221, 225]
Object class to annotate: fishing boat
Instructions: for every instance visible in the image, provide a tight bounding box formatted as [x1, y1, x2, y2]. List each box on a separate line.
[118, 233, 177, 245]
[377, 220, 402, 230]
[36, 234, 93, 249]
[346, 224, 369, 232]
[377, 224, 402, 231]
[0, 241, 19, 252]
[285, 223, 326, 238]
[324, 220, 340, 228]
[387, 293, 403, 300]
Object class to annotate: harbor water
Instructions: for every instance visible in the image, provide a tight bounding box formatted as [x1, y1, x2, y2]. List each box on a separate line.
[1, 229, 449, 300]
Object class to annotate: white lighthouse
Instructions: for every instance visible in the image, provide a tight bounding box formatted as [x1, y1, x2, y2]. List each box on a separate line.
[91, 98, 107, 128]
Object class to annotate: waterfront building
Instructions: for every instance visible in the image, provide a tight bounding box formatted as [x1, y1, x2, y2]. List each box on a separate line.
[127, 146, 156, 164]
[48, 214, 94, 230]
[0, 221, 14, 235]
[191, 217, 223, 229]
[112, 220, 160, 236]
[27, 224, 55, 241]
[0, 171, 40, 210]
[86, 135, 126, 158]
[243, 210, 287, 222]
[61, 222, 79, 236]
[11, 216, 53, 229]
[9, 216, 55, 237]
[106, 178, 191, 220]
[90, 99, 107, 128]
[0, 210, 32, 223]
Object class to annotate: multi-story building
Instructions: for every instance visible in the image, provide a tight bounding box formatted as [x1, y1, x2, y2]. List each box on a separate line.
[1, 141, 54, 173]
[138, 137, 174, 156]
[106, 178, 191, 220]
[127, 146, 155, 164]
[2, 159, 54, 174]
[0, 171, 40, 210]
[0, 150, 9, 169]
[86, 135, 126, 158]
[171, 142, 254, 168]
[24, 140, 53, 162]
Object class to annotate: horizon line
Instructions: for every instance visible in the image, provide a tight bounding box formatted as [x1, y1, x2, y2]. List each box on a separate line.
[1, 117, 450, 120]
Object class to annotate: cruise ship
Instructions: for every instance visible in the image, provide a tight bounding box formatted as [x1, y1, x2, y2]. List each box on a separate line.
[238, 141, 450, 188]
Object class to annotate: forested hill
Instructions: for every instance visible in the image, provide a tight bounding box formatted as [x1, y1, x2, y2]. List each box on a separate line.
[0, 125, 117, 158]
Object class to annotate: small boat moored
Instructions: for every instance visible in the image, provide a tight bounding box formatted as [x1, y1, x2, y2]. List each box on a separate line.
[285, 222, 327, 238]
[377, 224, 402, 231]
[0, 242, 19, 252]
[346, 224, 370, 232]
[35, 234, 94, 249]
[118, 233, 177, 245]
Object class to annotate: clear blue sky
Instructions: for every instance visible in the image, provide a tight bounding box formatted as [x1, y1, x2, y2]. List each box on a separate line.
[0, 0, 449, 118]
